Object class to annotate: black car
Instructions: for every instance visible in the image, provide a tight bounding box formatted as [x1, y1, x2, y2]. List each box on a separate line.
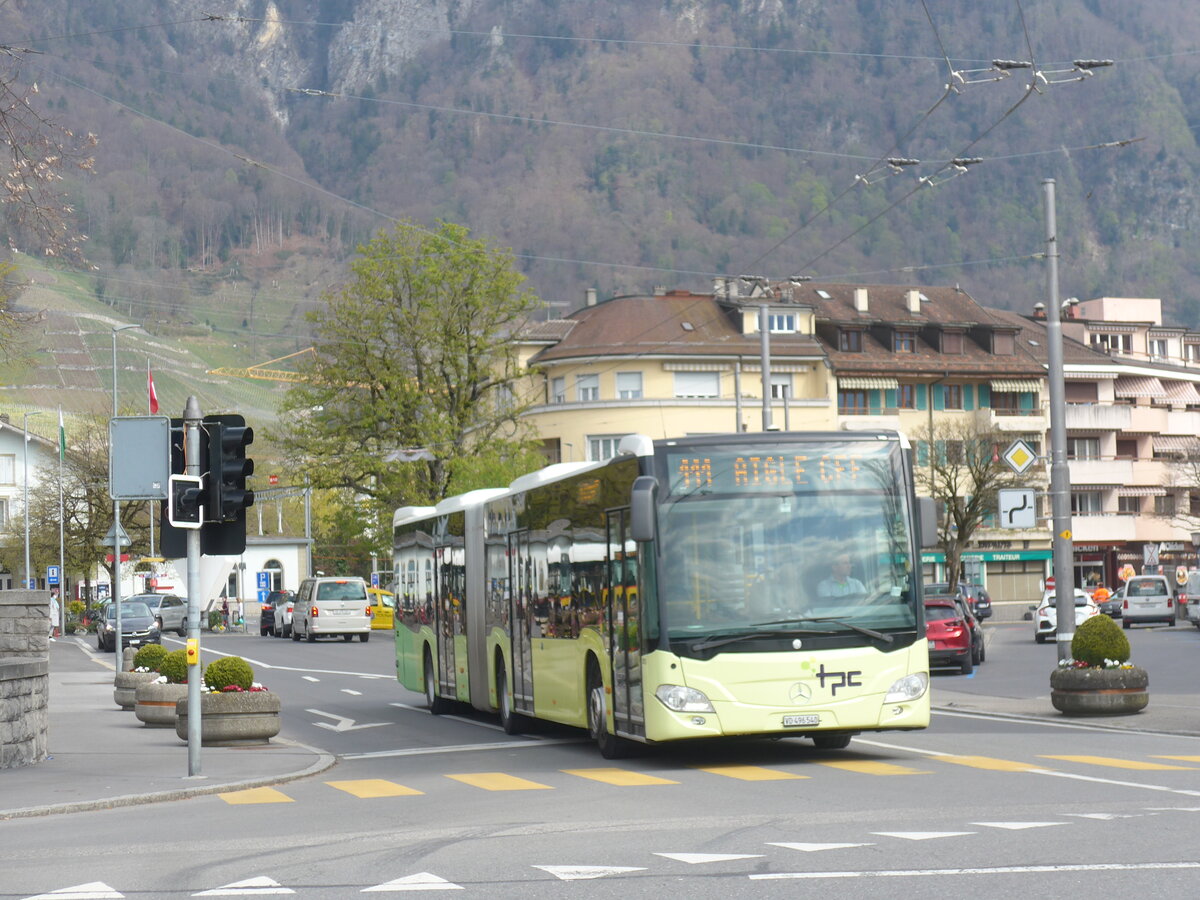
[963, 583, 993, 619]
[927, 582, 992, 620]
[260, 589, 295, 637]
[96, 601, 161, 652]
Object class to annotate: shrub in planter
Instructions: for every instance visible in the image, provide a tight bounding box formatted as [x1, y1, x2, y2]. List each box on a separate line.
[132, 643, 168, 672]
[1050, 614, 1147, 716]
[204, 656, 254, 692]
[1071, 614, 1130, 667]
[157, 648, 191, 684]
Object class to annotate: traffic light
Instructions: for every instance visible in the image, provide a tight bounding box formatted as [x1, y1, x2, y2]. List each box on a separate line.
[167, 474, 204, 528]
[206, 414, 255, 522]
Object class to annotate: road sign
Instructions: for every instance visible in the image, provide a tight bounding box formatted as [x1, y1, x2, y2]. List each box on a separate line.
[257, 572, 270, 591]
[1045, 575, 1055, 591]
[998, 489, 1036, 529]
[46, 565, 60, 586]
[109, 416, 170, 500]
[371, 572, 380, 588]
[102, 521, 132, 548]
[1001, 439, 1037, 474]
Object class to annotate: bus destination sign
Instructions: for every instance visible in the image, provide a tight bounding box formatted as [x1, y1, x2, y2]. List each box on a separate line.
[666, 443, 892, 495]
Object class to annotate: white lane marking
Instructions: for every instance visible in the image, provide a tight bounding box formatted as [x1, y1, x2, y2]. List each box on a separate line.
[193, 875, 295, 895]
[388, 702, 509, 734]
[768, 843, 873, 852]
[655, 853, 764, 864]
[970, 822, 1067, 830]
[341, 689, 363, 696]
[302, 676, 320, 683]
[23, 885, 123, 900]
[1145, 806, 1200, 811]
[306, 709, 391, 732]
[1063, 813, 1148, 820]
[361, 872, 462, 892]
[342, 738, 587, 760]
[872, 832, 976, 841]
[750, 861, 1200, 880]
[534, 866, 646, 881]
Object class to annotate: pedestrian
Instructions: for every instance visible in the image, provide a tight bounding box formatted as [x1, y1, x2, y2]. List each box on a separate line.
[221, 598, 230, 630]
[48, 590, 60, 639]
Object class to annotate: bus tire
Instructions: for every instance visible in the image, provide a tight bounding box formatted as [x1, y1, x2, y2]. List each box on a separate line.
[496, 666, 523, 735]
[424, 649, 449, 715]
[812, 733, 852, 750]
[587, 659, 629, 759]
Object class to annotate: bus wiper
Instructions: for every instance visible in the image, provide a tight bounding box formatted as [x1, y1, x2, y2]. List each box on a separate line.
[755, 616, 894, 644]
[689, 628, 825, 653]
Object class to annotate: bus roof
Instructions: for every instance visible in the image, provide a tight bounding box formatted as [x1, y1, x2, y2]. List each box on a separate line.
[393, 505, 437, 528]
[435, 487, 510, 515]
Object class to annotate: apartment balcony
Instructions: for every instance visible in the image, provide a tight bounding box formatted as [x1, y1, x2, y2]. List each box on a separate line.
[1063, 404, 1131, 431]
[1165, 408, 1200, 434]
[1128, 405, 1168, 433]
[973, 408, 1048, 432]
[1070, 514, 1137, 543]
[1068, 458, 1133, 486]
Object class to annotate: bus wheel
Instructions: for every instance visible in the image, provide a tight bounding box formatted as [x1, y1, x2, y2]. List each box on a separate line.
[812, 733, 852, 750]
[496, 666, 522, 735]
[587, 661, 628, 759]
[424, 650, 448, 715]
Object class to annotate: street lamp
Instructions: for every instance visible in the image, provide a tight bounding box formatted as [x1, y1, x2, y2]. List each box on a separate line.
[23, 410, 43, 590]
[110, 323, 142, 668]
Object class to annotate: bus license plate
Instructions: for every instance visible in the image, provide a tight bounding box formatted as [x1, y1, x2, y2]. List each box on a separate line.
[782, 714, 820, 727]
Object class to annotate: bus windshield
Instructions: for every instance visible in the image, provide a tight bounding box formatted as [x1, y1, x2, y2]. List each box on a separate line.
[657, 439, 918, 642]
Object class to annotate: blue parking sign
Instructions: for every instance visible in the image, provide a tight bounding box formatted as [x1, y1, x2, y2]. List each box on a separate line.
[257, 571, 270, 591]
[47, 565, 60, 586]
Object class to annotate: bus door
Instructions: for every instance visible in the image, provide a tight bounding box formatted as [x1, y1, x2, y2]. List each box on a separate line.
[606, 509, 645, 737]
[435, 543, 461, 698]
[508, 530, 535, 714]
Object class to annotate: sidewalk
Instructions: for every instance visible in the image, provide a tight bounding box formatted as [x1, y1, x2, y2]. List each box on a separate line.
[0, 636, 335, 820]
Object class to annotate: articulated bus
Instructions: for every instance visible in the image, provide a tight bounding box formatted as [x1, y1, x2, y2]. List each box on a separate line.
[392, 431, 936, 757]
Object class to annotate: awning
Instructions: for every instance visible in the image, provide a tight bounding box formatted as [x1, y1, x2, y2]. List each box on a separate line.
[837, 376, 899, 390]
[1153, 435, 1200, 454]
[1071, 484, 1118, 491]
[989, 379, 1041, 392]
[1064, 370, 1114, 379]
[1117, 486, 1167, 497]
[1114, 375, 1167, 399]
[662, 362, 730, 372]
[1164, 380, 1200, 404]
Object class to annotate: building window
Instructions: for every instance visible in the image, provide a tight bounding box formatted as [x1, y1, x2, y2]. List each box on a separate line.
[0, 498, 7, 529]
[1092, 333, 1132, 354]
[770, 374, 792, 399]
[943, 384, 963, 409]
[991, 391, 1020, 412]
[893, 330, 916, 353]
[1118, 495, 1142, 515]
[576, 374, 599, 402]
[551, 377, 566, 404]
[1185, 343, 1200, 362]
[898, 384, 916, 409]
[942, 332, 964, 354]
[1191, 492, 1200, 516]
[993, 332, 1015, 355]
[838, 389, 869, 415]
[673, 371, 720, 398]
[1150, 338, 1169, 360]
[768, 314, 796, 333]
[1065, 382, 1098, 404]
[616, 372, 643, 400]
[0, 454, 14, 485]
[1071, 491, 1102, 514]
[1116, 439, 1139, 460]
[1155, 493, 1176, 517]
[839, 330, 863, 352]
[588, 435, 627, 462]
[1068, 437, 1101, 460]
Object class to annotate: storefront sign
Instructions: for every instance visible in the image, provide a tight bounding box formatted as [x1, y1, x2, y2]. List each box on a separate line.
[921, 549, 1053, 563]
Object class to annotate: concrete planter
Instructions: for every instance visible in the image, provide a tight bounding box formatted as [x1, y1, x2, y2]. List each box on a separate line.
[1050, 665, 1149, 716]
[134, 681, 189, 727]
[113, 670, 159, 710]
[175, 691, 281, 746]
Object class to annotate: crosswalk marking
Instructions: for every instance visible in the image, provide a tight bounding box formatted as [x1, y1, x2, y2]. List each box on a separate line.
[815, 760, 932, 776]
[562, 768, 678, 786]
[1041, 755, 1198, 771]
[445, 772, 554, 791]
[219, 787, 294, 805]
[696, 764, 808, 781]
[936, 755, 1046, 772]
[326, 779, 424, 798]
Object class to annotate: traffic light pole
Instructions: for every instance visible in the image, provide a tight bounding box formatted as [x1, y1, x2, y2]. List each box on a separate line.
[184, 397, 204, 776]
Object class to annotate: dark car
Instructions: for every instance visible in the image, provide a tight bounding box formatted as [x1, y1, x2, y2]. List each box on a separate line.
[96, 601, 161, 652]
[924, 598, 974, 674]
[927, 582, 992, 620]
[952, 594, 985, 665]
[963, 583, 993, 619]
[260, 589, 295, 638]
[1095, 586, 1123, 618]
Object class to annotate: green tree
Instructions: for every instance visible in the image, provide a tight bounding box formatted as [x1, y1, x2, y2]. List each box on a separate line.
[273, 220, 545, 517]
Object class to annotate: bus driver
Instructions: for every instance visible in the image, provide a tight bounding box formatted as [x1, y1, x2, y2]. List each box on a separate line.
[817, 553, 866, 600]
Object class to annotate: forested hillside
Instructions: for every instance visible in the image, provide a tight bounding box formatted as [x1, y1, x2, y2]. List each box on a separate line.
[7, 0, 1200, 332]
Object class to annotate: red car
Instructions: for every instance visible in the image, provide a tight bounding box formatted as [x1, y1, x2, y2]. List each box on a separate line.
[925, 599, 974, 674]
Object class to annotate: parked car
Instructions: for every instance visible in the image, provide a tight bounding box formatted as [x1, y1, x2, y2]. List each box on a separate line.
[96, 601, 161, 652]
[367, 587, 396, 630]
[260, 589, 295, 638]
[1094, 585, 1123, 618]
[952, 594, 986, 665]
[130, 592, 187, 636]
[1034, 588, 1096, 643]
[963, 583, 993, 619]
[926, 582, 991, 620]
[291, 576, 371, 642]
[924, 598, 974, 674]
[1122, 575, 1175, 629]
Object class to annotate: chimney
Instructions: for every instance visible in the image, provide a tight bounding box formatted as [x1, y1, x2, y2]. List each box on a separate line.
[853, 287, 869, 313]
[585, 288, 597, 307]
[906, 289, 922, 314]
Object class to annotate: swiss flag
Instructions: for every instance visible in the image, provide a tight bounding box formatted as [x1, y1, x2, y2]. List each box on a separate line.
[148, 367, 159, 414]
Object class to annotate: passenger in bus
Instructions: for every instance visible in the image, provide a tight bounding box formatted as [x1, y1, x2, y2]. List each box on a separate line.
[817, 553, 867, 599]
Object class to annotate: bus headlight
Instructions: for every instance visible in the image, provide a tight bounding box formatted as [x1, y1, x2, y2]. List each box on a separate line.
[883, 673, 928, 703]
[655, 684, 715, 713]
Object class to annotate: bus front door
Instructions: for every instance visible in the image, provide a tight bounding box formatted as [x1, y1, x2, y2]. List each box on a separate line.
[509, 531, 535, 715]
[607, 509, 645, 738]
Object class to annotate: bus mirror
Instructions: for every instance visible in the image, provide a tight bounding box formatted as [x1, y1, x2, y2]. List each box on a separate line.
[630, 476, 658, 542]
[918, 496, 938, 548]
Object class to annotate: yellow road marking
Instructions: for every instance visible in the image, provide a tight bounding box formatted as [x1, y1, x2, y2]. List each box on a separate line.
[696, 764, 808, 781]
[1154, 756, 1200, 763]
[446, 772, 554, 791]
[219, 787, 293, 805]
[562, 768, 679, 786]
[1041, 755, 1197, 771]
[937, 755, 1046, 773]
[815, 760, 931, 776]
[326, 779, 424, 798]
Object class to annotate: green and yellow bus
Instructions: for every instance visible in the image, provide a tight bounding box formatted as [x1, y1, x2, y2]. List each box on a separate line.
[392, 431, 935, 757]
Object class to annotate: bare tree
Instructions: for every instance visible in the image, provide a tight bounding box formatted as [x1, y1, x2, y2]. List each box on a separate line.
[912, 419, 1034, 587]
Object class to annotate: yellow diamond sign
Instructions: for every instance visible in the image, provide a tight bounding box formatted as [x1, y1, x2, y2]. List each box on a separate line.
[1002, 439, 1037, 474]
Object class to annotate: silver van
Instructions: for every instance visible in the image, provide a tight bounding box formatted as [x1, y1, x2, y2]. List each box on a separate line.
[1121, 575, 1175, 629]
[291, 576, 371, 642]
[1186, 572, 1200, 629]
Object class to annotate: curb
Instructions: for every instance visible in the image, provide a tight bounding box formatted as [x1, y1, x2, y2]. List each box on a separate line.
[0, 739, 338, 821]
[933, 703, 1200, 739]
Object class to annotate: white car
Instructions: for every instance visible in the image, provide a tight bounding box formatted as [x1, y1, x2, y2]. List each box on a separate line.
[1034, 588, 1098, 643]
